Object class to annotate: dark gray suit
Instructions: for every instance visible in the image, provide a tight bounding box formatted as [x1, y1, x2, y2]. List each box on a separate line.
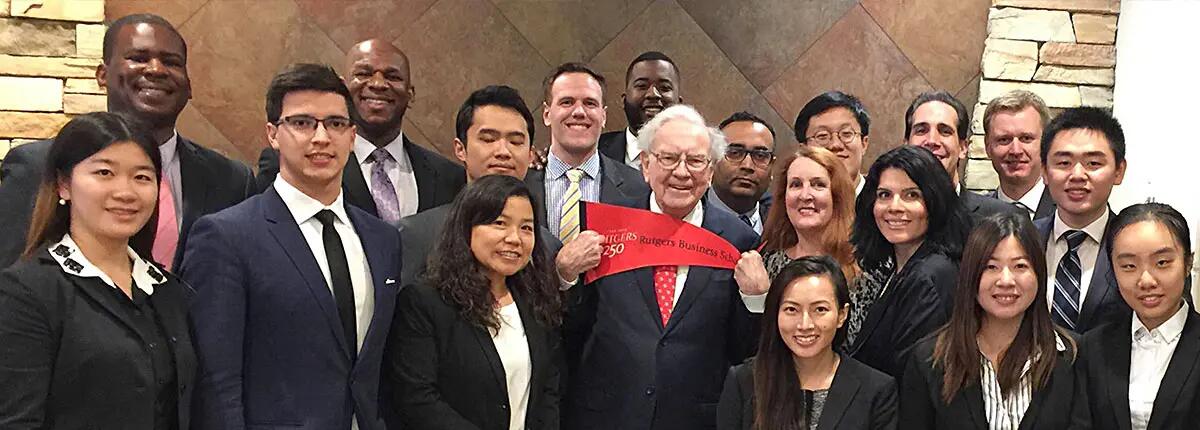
[524, 153, 648, 230]
[961, 189, 1022, 225]
[1035, 211, 1129, 333]
[597, 130, 628, 163]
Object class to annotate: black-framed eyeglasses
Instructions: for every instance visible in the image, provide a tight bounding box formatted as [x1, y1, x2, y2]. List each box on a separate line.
[647, 151, 711, 172]
[724, 146, 774, 166]
[805, 129, 861, 146]
[277, 115, 354, 134]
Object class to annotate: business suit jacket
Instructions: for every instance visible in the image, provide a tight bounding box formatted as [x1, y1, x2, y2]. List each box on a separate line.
[181, 187, 401, 430]
[1035, 212, 1128, 333]
[0, 137, 255, 270]
[0, 249, 195, 429]
[987, 186, 1056, 220]
[1071, 310, 1200, 430]
[597, 130, 627, 163]
[255, 135, 466, 215]
[525, 153, 649, 229]
[961, 189, 1022, 225]
[849, 243, 957, 378]
[389, 282, 561, 430]
[899, 335, 1078, 430]
[563, 195, 759, 430]
[717, 356, 898, 430]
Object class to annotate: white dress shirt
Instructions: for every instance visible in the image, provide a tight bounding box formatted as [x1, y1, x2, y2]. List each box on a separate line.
[853, 174, 865, 196]
[354, 132, 419, 218]
[492, 302, 532, 430]
[624, 127, 641, 169]
[995, 180, 1046, 219]
[979, 334, 1066, 430]
[648, 194, 767, 313]
[1045, 210, 1108, 313]
[1129, 302, 1190, 430]
[158, 131, 183, 228]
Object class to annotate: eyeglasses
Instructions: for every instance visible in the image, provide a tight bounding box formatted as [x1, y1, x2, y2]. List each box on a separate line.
[647, 151, 711, 172]
[724, 147, 774, 166]
[277, 115, 354, 135]
[805, 129, 861, 146]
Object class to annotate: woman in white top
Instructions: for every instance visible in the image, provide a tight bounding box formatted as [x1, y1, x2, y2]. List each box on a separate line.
[1073, 202, 1200, 430]
[900, 212, 1079, 430]
[389, 175, 563, 429]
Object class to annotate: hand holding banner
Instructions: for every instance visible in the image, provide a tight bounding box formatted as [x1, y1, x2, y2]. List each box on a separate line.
[580, 201, 741, 283]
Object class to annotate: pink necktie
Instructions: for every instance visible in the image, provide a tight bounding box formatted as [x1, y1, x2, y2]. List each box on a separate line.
[152, 175, 179, 270]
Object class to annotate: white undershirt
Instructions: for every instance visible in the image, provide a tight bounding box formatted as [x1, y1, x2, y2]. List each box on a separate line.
[1045, 210, 1108, 314]
[354, 132, 419, 218]
[624, 127, 642, 169]
[996, 180, 1046, 219]
[1129, 302, 1189, 430]
[492, 302, 532, 430]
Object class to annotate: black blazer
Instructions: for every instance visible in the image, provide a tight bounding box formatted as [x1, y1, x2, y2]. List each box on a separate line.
[0, 137, 255, 270]
[717, 356, 898, 430]
[899, 335, 1078, 430]
[597, 130, 627, 163]
[255, 135, 465, 217]
[849, 243, 957, 378]
[962, 189, 1022, 225]
[987, 186, 1056, 220]
[0, 249, 195, 429]
[562, 195, 759, 430]
[524, 153, 649, 229]
[389, 282, 561, 430]
[1072, 310, 1200, 430]
[1034, 211, 1128, 333]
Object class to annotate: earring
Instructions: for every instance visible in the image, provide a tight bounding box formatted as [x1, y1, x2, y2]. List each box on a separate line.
[58, 198, 66, 206]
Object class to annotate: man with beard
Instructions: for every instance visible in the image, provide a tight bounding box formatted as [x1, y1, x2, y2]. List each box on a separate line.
[598, 51, 683, 169]
[256, 39, 464, 224]
[709, 111, 776, 236]
[983, 90, 1056, 220]
[0, 13, 255, 270]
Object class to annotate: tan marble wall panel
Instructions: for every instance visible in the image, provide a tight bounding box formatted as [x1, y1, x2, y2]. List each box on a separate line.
[861, 0, 989, 94]
[106, 0, 209, 28]
[296, 0, 438, 52]
[494, 0, 651, 66]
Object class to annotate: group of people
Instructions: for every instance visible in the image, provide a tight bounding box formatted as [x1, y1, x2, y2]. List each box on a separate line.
[0, 12, 1196, 430]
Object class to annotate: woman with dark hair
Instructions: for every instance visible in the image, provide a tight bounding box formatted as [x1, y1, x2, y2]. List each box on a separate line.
[847, 145, 969, 377]
[718, 256, 897, 430]
[734, 146, 859, 294]
[899, 213, 1078, 429]
[389, 174, 563, 429]
[0, 112, 196, 429]
[1073, 202, 1200, 430]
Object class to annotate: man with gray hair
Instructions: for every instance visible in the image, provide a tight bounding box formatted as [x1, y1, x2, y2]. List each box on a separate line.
[983, 89, 1056, 219]
[562, 104, 761, 430]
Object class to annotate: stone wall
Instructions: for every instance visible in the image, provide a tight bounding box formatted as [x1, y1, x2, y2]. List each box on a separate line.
[965, 0, 1120, 191]
[0, 0, 106, 160]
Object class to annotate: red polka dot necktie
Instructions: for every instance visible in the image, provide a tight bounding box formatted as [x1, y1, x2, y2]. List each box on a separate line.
[654, 265, 678, 327]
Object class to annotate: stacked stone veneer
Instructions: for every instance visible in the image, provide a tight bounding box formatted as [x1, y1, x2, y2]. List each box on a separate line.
[965, 0, 1120, 191]
[0, 0, 106, 161]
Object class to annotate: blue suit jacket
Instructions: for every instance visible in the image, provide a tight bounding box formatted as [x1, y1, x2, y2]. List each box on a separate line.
[563, 195, 759, 430]
[181, 187, 401, 430]
[1035, 211, 1128, 333]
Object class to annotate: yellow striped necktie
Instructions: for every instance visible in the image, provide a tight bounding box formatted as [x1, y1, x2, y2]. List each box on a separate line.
[558, 168, 585, 242]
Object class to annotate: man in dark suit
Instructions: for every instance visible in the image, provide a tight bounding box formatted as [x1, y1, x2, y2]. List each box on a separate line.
[0, 14, 254, 270]
[982, 89, 1057, 220]
[182, 64, 401, 430]
[709, 111, 777, 237]
[563, 104, 760, 430]
[256, 39, 464, 223]
[904, 90, 1018, 223]
[598, 51, 683, 168]
[1034, 107, 1130, 333]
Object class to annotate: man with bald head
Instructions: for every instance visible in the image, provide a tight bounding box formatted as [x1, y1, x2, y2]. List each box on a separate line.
[256, 38, 464, 223]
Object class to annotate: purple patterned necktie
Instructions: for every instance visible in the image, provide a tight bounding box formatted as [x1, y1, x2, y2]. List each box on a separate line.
[369, 148, 401, 224]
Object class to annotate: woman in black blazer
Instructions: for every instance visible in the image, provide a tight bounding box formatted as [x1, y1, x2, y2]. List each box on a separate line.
[718, 256, 897, 430]
[0, 112, 195, 429]
[1073, 203, 1200, 430]
[847, 146, 970, 377]
[388, 175, 562, 430]
[900, 213, 1078, 429]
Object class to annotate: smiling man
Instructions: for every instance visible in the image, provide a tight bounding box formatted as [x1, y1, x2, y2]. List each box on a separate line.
[710, 111, 776, 235]
[0, 13, 255, 270]
[598, 51, 683, 168]
[983, 90, 1056, 220]
[794, 91, 871, 195]
[255, 38, 465, 223]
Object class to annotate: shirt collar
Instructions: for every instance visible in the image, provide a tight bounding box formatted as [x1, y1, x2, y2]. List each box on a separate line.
[1052, 208, 1109, 243]
[854, 174, 865, 196]
[1133, 301, 1190, 343]
[273, 174, 352, 228]
[353, 131, 410, 168]
[996, 180, 1046, 211]
[49, 234, 165, 295]
[158, 130, 179, 166]
[649, 191, 704, 227]
[547, 150, 601, 180]
[625, 127, 641, 163]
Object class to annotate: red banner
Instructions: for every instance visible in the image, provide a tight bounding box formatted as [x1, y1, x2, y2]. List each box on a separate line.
[581, 201, 741, 283]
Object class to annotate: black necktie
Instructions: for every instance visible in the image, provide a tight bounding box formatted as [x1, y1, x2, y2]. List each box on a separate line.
[739, 214, 753, 227]
[315, 209, 357, 359]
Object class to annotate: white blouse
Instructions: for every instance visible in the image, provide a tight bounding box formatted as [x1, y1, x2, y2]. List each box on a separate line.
[492, 302, 532, 430]
[1129, 302, 1189, 430]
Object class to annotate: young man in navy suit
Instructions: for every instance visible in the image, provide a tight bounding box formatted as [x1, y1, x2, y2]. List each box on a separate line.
[181, 64, 401, 430]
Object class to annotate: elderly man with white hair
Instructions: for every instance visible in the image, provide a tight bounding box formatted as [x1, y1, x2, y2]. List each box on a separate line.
[562, 104, 761, 430]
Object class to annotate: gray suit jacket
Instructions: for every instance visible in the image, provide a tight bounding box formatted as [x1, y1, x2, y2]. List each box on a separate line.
[524, 153, 648, 229]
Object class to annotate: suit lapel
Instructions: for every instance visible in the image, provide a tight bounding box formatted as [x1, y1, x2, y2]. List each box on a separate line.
[1034, 187, 1056, 220]
[346, 208, 393, 360]
[525, 169, 549, 228]
[1080, 211, 1118, 328]
[177, 138, 210, 266]
[663, 203, 726, 334]
[405, 137, 437, 212]
[149, 278, 196, 392]
[598, 156, 623, 203]
[1148, 312, 1200, 430]
[962, 383, 990, 430]
[515, 290, 548, 425]
[1019, 352, 1069, 430]
[262, 188, 353, 359]
[470, 322, 508, 398]
[1102, 326, 1134, 430]
[341, 151, 378, 217]
[816, 357, 860, 430]
[62, 263, 150, 344]
[631, 267, 664, 332]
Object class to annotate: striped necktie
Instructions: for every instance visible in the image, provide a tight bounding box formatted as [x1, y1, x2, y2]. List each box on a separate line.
[1052, 230, 1088, 330]
[558, 168, 585, 242]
